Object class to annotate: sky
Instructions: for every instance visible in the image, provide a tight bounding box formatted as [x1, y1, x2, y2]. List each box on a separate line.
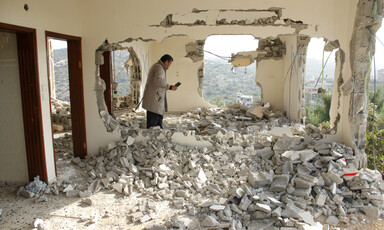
[374, 24, 384, 70]
[50, 39, 67, 49]
[204, 35, 259, 58]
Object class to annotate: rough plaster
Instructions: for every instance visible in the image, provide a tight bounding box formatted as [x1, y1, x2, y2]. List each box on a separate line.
[348, 0, 384, 155]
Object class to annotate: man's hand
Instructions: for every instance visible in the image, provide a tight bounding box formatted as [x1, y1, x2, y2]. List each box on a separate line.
[170, 85, 178, 91]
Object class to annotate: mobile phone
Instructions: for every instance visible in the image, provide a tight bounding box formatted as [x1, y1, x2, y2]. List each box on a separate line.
[175, 82, 181, 87]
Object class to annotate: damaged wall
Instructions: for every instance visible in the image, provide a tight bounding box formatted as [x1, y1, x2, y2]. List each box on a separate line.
[347, 0, 383, 154]
[1, 0, 381, 183]
[79, 0, 381, 157]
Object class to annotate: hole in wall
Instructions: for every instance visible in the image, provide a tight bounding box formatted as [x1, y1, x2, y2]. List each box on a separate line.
[95, 39, 152, 133]
[111, 48, 142, 118]
[202, 35, 260, 107]
[304, 37, 338, 128]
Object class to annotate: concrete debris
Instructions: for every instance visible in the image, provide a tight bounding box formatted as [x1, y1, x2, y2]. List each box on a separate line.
[29, 105, 384, 228]
[51, 98, 71, 131]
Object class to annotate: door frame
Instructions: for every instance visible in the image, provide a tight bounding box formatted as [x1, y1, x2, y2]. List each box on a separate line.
[0, 22, 47, 182]
[45, 31, 88, 162]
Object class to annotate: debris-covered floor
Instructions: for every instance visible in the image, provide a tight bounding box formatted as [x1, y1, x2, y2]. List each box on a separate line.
[1, 105, 384, 230]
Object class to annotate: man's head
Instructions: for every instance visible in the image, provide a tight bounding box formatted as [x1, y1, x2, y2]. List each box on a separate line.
[160, 54, 173, 69]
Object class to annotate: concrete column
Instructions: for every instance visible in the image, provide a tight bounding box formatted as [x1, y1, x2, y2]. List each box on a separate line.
[282, 35, 310, 122]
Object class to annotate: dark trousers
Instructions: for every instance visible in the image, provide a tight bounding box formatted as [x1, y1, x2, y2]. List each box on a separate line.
[147, 111, 163, 129]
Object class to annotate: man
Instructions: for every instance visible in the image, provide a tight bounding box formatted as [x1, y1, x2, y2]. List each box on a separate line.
[142, 54, 178, 129]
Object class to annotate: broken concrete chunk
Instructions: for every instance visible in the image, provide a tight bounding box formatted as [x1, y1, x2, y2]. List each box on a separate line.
[315, 194, 327, 206]
[299, 150, 318, 162]
[202, 216, 220, 227]
[209, 204, 226, 211]
[360, 206, 380, 219]
[239, 195, 252, 211]
[248, 170, 274, 188]
[126, 136, 135, 145]
[256, 147, 274, 160]
[255, 203, 272, 214]
[298, 211, 316, 226]
[270, 174, 290, 192]
[325, 171, 344, 185]
[325, 215, 339, 226]
[197, 168, 207, 183]
[281, 202, 303, 219]
[282, 150, 300, 161]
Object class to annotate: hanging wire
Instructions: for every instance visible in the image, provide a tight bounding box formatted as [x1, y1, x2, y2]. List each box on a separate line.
[372, 55, 377, 170]
[198, 48, 232, 60]
[314, 49, 334, 89]
[368, 27, 384, 48]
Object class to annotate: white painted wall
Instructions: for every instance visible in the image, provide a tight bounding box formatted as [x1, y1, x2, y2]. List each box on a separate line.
[256, 60, 285, 110]
[0, 32, 28, 183]
[154, 36, 211, 112]
[0, 0, 364, 183]
[0, 0, 83, 183]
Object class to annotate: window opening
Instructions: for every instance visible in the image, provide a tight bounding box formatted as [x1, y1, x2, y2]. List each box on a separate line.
[203, 35, 260, 107]
[365, 20, 384, 176]
[112, 49, 130, 115]
[304, 38, 336, 127]
[110, 47, 142, 118]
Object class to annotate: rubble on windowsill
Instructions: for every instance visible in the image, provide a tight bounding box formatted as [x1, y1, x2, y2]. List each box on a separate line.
[27, 103, 384, 229]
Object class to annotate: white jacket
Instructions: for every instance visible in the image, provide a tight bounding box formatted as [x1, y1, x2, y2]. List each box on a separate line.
[142, 60, 170, 115]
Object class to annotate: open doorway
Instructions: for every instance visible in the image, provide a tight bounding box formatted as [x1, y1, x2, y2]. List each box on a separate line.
[0, 22, 47, 183]
[47, 38, 74, 178]
[46, 31, 87, 180]
[203, 35, 260, 107]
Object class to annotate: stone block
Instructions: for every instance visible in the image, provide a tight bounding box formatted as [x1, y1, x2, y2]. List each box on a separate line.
[248, 170, 274, 188]
[255, 203, 271, 214]
[270, 174, 290, 192]
[325, 171, 343, 185]
[315, 194, 327, 206]
[202, 216, 220, 227]
[239, 195, 252, 211]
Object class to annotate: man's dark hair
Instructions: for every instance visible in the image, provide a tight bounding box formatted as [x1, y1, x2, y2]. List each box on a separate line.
[160, 54, 173, 63]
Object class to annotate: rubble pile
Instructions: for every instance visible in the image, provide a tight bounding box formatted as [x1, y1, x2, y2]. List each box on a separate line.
[35, 106, 384, 229]
[51, 98, 71, 132]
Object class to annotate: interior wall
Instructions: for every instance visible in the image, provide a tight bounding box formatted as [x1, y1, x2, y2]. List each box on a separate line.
[0, 31, 28, 183]
[0, 0, 83, 183]
[256, 60, 285, 110]
[153, 36, 211, 112]
[0, 0, 366, 165]
[79, 0, 360, 153]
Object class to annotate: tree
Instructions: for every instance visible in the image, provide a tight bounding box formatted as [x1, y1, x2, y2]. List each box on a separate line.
[305, 93, 332, 126]
[210, 96, 224, 107]
[369, 86, 384, 114]
[366, 102, 384, 176]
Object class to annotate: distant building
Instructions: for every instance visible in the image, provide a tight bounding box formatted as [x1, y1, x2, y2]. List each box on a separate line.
[236, 93, 253, 106]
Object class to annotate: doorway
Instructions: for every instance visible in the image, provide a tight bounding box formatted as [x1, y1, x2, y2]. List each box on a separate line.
[0, 22, 46, 183]
[45, 31, 87, 168]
